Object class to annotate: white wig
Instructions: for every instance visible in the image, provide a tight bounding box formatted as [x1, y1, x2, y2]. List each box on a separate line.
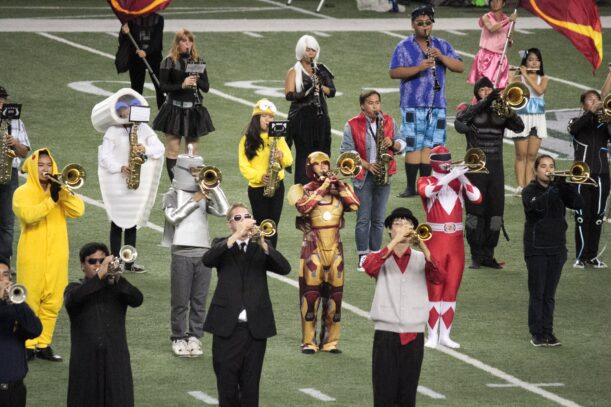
[293, 35, 320, 92]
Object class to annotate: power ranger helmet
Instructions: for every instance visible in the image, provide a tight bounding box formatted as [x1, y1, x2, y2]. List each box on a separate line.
[305, 151, 331, 180]
[429, 145, 452, 174]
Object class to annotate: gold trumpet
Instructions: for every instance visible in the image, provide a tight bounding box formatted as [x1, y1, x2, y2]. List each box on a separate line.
[327, 151, 362, 179]
[444, 148, 489, 174]
[405, 224, 433, 245]
[44, 163, 86, 193]
[546, 161, 598, 186]
[251, 219, 276, 239]
[492, 82, 530, 118]
[197, 165, 222, 190]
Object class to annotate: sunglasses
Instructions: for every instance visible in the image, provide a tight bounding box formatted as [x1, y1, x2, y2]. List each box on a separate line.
[86, 258, 105, 265]
[232, 213, 252, 222]
[415, 21, 433, 27]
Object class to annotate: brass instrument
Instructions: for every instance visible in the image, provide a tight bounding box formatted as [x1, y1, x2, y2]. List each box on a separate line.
[444, 148, 489, 174]
[126, 122, 145, 190]
[546, 161, 598, 186]
[491, 82, 530, 118]
[310, 59, 324, 117]
[596, 94, 611, 124]
[197, 165, 222, 191]
[425, 32, 441, 93]
[263, 136, 282, 197]
[327, 151, 362, 179]
[0, 120, 16, 185]
[3, 283, 27, 304]
[106, 245, 138, 279]
[44, 163, 86, 194]
[251, 219, 276, 239]
[374, 112, 393, 186]
[405, 224, 433, 245]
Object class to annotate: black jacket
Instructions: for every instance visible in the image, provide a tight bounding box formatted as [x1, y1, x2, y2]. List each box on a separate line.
[203, 237, 291, 339]
[522, 179, 583, 256]
[567, 111, 611, 175]
[0, 301, 41, 382]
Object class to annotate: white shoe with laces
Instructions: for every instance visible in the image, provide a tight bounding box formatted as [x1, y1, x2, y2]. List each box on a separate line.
[573, 259, 585, 269]
[172, 339, 190, 357]
[187, 336, 203, 357]
[357, 255, 367, 272]
[586, 257, 608, 269]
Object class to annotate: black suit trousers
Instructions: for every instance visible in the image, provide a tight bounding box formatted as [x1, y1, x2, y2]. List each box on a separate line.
[212, 324, 267, 407]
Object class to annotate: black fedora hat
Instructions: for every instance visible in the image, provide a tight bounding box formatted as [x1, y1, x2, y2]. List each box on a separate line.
[384, 207, 419, 229]
[0, 86, 8, 98]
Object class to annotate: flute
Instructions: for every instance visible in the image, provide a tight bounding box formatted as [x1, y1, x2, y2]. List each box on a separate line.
[509, 65, 539, 72]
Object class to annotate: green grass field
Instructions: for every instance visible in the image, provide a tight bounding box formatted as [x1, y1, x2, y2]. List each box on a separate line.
[2, 1, 611, 406]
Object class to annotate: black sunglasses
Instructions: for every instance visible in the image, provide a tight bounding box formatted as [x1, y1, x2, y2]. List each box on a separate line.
[86, 258, 105, 265]
[415, 21, 433, 27]
[232, 213, 252, 222]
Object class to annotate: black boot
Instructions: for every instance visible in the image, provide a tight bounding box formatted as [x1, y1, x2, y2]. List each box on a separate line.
[398, 163, 419, 197]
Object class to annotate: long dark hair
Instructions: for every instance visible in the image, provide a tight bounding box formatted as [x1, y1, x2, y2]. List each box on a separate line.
[244, 115, 264, 161]
[520, 48, 544, 76]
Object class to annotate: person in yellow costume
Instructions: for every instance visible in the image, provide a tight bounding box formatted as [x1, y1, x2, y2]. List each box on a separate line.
[13, 148, 85, 361]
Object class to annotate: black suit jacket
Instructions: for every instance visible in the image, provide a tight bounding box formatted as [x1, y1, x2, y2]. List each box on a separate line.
[203, 237, 291, 339]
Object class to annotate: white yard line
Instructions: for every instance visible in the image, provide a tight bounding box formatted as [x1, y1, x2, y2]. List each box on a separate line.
[187, 391, 219, 405]
[256, 0, 334, 19]
[417, 385, 446, 399]
[243, 31, 264, 38]
[514, 28, 534, 34]
[36, 31, 583, 407]
[488, 383, 565, 388]
[299, 388, 336, 401]
[312, 31, 331, 37]
[445, 30, 466, 36]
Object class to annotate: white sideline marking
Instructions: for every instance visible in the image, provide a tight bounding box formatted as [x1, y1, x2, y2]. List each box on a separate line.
[514, 29, 533, 35]
[488, 383, 565, 388]
[312, 31, 330, 37]
[256, 0, 333, 19]
[445, 30, 466, 36]
[188, 391, 219, 404]
[244, 31, 263, 38]
[299, 388, 336, 401]
[417, 385, 446, 399]
[39, 31, 584, 407]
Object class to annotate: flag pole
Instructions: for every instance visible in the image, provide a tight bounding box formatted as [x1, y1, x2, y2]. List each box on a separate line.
[493, 9, 517, 88]
[125, 31, 161, 87]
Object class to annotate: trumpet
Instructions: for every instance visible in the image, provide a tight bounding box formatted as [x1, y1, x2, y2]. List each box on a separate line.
[326, 151, 362, 179]
[251, 219, 276, 239]
[107, 245, 138, 278]
[197, 165, 222, 190]
[3, 283, 27, 304]
[443, 148, 489, 174]
[546, 161, 598, 186]
[44, 163, 86, 193]
[491, 82, 530, 118]
[405, 224, 433, 245]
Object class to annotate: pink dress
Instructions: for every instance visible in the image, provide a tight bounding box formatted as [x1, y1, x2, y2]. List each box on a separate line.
[467, 11, 512, 88]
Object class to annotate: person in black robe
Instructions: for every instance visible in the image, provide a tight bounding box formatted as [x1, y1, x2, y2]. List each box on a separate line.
[64, 242, 143, 407]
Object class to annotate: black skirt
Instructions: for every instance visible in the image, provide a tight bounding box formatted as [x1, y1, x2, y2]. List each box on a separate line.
[153, 102, 215, 139]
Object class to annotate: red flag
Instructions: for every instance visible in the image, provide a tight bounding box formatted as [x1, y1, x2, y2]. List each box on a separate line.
[519, 0, 602, 72]
[108, 0, 171, 24]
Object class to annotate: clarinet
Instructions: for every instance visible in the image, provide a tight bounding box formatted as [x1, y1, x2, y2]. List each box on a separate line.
[186, 50, 202, 106]
[310, 59, 324, 117]
[426, 32, 441, 92]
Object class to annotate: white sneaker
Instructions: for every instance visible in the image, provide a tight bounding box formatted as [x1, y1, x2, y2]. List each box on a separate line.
[573, 259, 585, 269]
[186, 336, 203, 357]
[424, 336, 438, 349]
[586, 257, 608, 269]
[357, 255, 367, 272]
[439, 336, 461, 349]
[171, 339, 190, 357]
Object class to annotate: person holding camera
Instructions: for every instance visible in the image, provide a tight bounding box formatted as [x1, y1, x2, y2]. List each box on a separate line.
[0, 86, 31, 263]
[522, 156, 583, 346]
[238, 99, 293, 248]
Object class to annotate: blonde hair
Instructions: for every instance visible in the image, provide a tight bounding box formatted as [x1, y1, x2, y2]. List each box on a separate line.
[226, 203, 250, 221]
[168, 28, 200, 61]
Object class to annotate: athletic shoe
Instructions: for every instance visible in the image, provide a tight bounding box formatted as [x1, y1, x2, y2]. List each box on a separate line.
[172, 339, 190, 357]
[545, 333, 562, 347]
[126, 263, 146, 273]
[586, 257, 608, 269]
[357, 255, 366, 272]
[398, 187, 418, 198]
[36, 346, 63, 362]
[572, 259, 585, 269]
[530, 335, 547, 347]
[186, 336, 203, 357]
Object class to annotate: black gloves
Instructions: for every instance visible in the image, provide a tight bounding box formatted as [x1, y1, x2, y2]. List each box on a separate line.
[50, 181, 61, 202]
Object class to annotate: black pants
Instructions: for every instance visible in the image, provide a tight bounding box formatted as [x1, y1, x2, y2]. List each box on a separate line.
[465, 159, 505, 262]
[247, 182, 284, 248]
[212, 325, 267, 407]
[372, 331, 424, 407]
[0, 167, 18, 260]
[574, 173, 610, 261]
[128, 56, 164, 109]
[526, 252, 566, 336]
[0, 380, 26, 407]
[109, 222, 137, 268]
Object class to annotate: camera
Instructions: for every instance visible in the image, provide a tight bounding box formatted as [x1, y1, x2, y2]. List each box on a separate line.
[1, 104, 21, 120]
[269, 121, 288, 137]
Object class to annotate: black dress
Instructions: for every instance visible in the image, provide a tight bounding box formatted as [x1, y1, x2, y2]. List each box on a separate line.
[65, 276, 143, 407]
[153, 55, 215, 139]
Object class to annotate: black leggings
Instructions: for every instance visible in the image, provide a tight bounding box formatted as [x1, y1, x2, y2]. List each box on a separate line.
[247, 182, 285, 248]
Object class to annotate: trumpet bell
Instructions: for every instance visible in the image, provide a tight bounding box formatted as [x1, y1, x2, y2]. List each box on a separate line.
[62, 163, 86, 190]
[416, 224, 432, 241]
[8, 284, 27, 304]
[253, 219, 277, 238]
[197, 165, 222, 189]
[119, 245, 138, 263]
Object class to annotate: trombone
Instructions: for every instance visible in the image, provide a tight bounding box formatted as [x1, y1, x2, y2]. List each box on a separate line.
[491, 82, 530, 118]
[444, 148, 489, 174]
[546, 161, 598, 187]
[196, 165, 222, 191]
[405, 224, 433, 245]
[44, 163, 86, 194]
[326, 151, 362, 179]
[251, 219, 276, 239]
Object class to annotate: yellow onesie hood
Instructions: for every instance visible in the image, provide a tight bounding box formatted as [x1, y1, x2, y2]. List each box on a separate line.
[21, 148, 59, 192]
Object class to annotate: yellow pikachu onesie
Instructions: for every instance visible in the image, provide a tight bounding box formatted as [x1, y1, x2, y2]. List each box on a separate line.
[13, 149, 85, 350]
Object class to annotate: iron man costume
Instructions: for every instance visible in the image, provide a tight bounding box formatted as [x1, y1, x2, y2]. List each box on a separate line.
[417, 146, 481, 349]
[287, 152, 359, 353]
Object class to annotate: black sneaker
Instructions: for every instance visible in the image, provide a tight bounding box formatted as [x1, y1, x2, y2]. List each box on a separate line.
[481, 258, 504, 269]
[301, 348, 316, 355]
[26, 349, 37, 361]
[530, 335, 547, 347]
[36, 346, 63, 362]
[398, 187, 417, 198]
[545, 333, 562, 347]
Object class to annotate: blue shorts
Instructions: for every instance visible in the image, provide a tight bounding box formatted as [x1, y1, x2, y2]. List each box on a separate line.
[400, 107, 446, 152]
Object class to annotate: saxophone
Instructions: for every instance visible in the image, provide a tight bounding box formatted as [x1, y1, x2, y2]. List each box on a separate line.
[263, 136, 282, 198]
[0, 120, 16, 185]
[374, 113, 393, 186]
[126, 122, 145, 190]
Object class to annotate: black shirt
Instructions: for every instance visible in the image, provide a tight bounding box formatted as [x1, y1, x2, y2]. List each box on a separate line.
[0, 301, 42, 382]
[568, 111, 611, 175]
[159, 56, 210, 103]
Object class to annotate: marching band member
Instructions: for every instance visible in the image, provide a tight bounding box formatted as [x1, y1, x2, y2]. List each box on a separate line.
[285, 35, 336, 185]
[239, 99, 293, 248]
[153, 28, 214, 181]
[363, 207, 444, 407]
[389, 4, 464, 198]
[203, 203, 291, 407]
[65, 242, 143, 407]
[417, 146, 481, 349]
[454, 76, 524, 269]
[288, 152, 360, 354]
[13, 148, 85, 361]
[0, 86, 31, 262]
[522, 156, 583, 346]
[340, 90, 404, 271]
[162, 148, 229, 357]
[567, 90, 610, 268]
[93, 89, 165, 273]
